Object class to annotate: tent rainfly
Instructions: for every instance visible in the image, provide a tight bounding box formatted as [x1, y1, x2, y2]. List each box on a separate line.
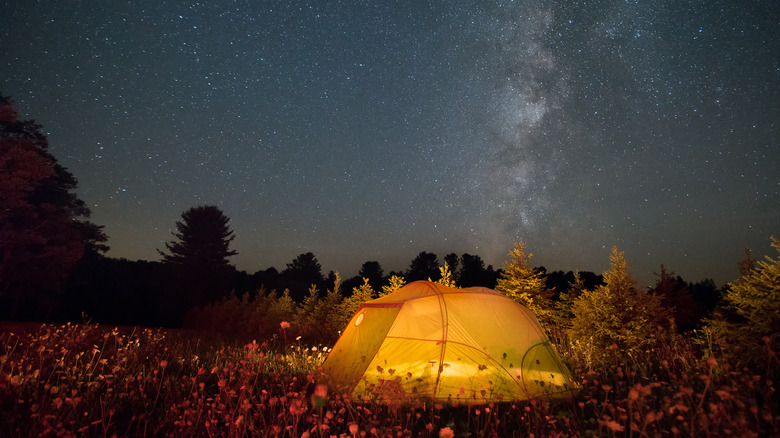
[321, 281, 578, 404]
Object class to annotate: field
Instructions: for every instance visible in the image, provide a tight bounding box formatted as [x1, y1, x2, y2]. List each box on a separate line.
[0, 321, 776, 437]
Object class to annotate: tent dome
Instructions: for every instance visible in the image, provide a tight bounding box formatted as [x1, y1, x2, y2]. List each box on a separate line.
[321, 281, 578, 404]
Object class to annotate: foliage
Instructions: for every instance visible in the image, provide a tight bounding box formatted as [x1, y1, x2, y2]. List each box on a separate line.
[553, 271, 588, 326]
[649, 265, 699, 332]
[0, 96, 107, 319]
[282, 252, 326, 302]
[443, 253, 460, 283]
[406, 251, 441, 282]
[705, 237, 780, 376]
[457, 253, 495, 288]
[496, 241, 555, 323]
[335, 278, 375, 331]
[380, 275, 406, 297]
[158, 206, 238, 314]
[433, 263, 456, 287]
[294, 276, 346, 344]
[1, 320, 776, 437]
[358, 261, 384, 292]
[568, 247, 669, 367]
[159, 205, 237, 269]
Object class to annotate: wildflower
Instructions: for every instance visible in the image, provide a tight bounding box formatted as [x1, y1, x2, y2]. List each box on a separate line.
[439, 427, 455, 438]
[280, 321, 291, 330]
[160, 360, 168, 368]
[349, 423, 359, 436]
[600, 420, 624, 432]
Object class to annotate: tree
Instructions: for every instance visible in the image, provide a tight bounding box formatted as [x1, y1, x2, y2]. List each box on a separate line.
[649, 266, 698, 332]
[554, 271, 588, 325]
[458, 253, 489, 287]
[358, 261, 384, 291]
[282, 252, 325, 302]
[444, 253, 460, 283]
[705, 237, 780, 375]
[435, 263, 456, 287]
[158, 205, 237, 315]
[568, 247, 668, 367]
[0, 96, 107, 319]
[381, 275, 406, 297]
[690, 278, 721, 321]
[495, 242, 554, 323]
[159, 205, 237, 269]
[336, 278, 375, 332]
[406, 251, 440, 282]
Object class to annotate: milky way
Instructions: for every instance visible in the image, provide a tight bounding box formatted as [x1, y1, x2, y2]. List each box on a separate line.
[2, 0, 778, 285]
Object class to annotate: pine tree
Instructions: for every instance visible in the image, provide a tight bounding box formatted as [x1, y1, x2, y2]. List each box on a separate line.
[406, 251, 440, 282]
[554, 271, 587, 326]
[282, 252, 325, 302]
[496, 241, 554, 323]
[380, 275, 406, 297]
[158, 205, 237, 314]
[705, 237, 780, 375]
[336, 278, 375, 332]
[568, 247, 668, 366]
[159, 205, 237, 269]
[435, 263, 457, 287]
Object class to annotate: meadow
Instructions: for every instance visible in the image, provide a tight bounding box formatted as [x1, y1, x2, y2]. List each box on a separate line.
[1, 320, 776, 437]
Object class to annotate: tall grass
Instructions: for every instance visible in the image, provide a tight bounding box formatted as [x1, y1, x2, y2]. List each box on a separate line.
[1, 322, 777, 437]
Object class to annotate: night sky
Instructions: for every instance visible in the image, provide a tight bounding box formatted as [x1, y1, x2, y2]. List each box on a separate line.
[2, 1, 778, 286]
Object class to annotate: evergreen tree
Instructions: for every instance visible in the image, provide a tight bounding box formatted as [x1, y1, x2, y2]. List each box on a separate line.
[554, 271, 588, 326]
[358, 261, 384, 292]
[0, 96, 107, 319]
[495, 242, 554, 323]
[458, 253, 490, 287]
[435, 263, 456, 287]
[406, 251, 440, 282]
[443, 253, 460, 283]
[336, 278, 375, 332]
[282, 252, 325, 302]
[568, 247, 668, 366]
[159, 205, 237, 269]
[705, 237, 780, 375]
[380, 275, 406, 297]
[649, 265, 698, 332]
[158, 205, 237, 318]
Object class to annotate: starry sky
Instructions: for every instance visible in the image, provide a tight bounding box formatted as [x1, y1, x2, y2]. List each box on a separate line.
[2, 1, 778, 286]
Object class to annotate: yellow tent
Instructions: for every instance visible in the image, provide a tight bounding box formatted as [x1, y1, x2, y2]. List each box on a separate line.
[321, 280, 578, 404]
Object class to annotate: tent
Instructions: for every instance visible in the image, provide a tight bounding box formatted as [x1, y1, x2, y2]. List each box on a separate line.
[321, 280, 578, 404]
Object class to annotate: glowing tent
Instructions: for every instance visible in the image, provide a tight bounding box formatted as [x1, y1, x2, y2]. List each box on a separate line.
[321, 281, 578, 404]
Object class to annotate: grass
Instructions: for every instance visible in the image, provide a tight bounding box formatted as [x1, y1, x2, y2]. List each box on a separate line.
[1, 322, 777, 437]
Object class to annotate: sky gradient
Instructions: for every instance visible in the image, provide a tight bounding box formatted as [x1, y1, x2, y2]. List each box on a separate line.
[2, 0, 778, 286]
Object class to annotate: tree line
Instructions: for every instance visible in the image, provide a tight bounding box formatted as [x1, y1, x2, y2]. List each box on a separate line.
[2, 95, 774, 375]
